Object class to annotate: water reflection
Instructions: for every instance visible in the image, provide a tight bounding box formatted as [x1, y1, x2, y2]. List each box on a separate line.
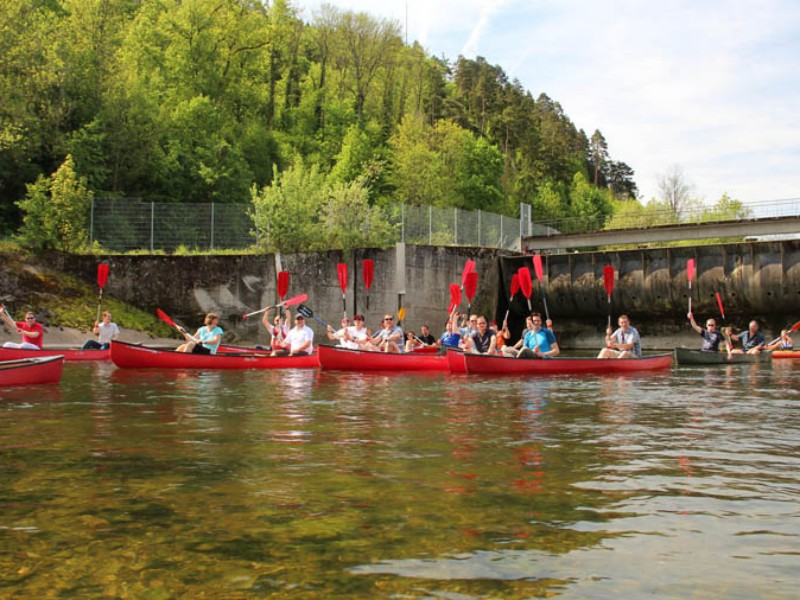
[0, 363, 799, 598]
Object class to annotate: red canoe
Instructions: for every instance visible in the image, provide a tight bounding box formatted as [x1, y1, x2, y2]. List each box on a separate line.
[111, 340, 319, 369]
[317, 345, 449, 372]
[0, 346, 110, 362]
[446, 347, 467, 373]
[771, 350, 800, 359]
[0, 356, 64, 386]
[462, 352, 674, 375]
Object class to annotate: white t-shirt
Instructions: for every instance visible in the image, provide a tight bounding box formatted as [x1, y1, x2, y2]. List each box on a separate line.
[97, 322, 121, 344]
[285, 325, 314, 354]
[333, 327, 359, 350]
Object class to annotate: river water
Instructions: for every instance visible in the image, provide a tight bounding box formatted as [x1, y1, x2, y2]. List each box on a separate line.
[1, 360, 799, 599]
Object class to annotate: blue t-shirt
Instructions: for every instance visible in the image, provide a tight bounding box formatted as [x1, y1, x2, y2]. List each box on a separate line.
[439, 331, 461, 348]
[737, 330, 764, 351]
[196, 325, 223, 354]
[523, 328, 557, 353]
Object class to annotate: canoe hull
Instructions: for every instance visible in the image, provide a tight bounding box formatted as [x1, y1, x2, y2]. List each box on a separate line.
[0, 346, 110, 362]
[445, 348, 466, 373]
[463, 352, 673, 375]
[317, 345, 449, 371]
[771, 350, 800, 359]
[111, 341, 319, 369]
[0, 356, 64, 386]
[674, 347, 772, 365]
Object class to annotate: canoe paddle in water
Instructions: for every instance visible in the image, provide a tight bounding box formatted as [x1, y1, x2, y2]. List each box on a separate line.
[337, 263, 348, 319]
[517, 266, 533, 313]
[716, 292, 726, 321]
[95, 263, 109, 325]
[686, 258, 695, 315]
[362, 259, 374, 310]
[603, 265, 615, 329]
[277, 270, 290, 303]
[502, 273, 520, 323]
[464, 271, 478, 314]
[242, 293, 308, 319]
[532, 254, 550, 322]
[297, 304, 332, 330]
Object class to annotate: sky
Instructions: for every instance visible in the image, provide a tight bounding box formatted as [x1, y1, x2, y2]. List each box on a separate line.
[296, 0, 800, 206]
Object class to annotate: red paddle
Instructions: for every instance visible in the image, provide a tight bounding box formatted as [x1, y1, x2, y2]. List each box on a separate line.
[277, 271, 290, 301]
[156, 308, 185, 333]
[362, 259, 374, 310]
[449, 283, 461, 314]
[95, 263, 109, 324]
[517, 266, 533, 313]
[464, 271, 478, 313]
[460, 260, 476, 292]
[716, 292, 725, 321]
[532, 254, 550, 322]
[603, 265, 615, 328]
[502, 273, 521, 322]
[686, 258, 695, 315]
[242, 293, 309, 319]
[337, 263, 348, 318]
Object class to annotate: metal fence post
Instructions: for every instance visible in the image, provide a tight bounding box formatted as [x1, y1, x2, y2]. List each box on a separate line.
[429, 205, 432, 244]
[401, 203, 405, 243]
[210, 203, 215, 250]
[454, 208, 458, 245]
[477, 209, 481, 246]
[150, 202, 155, 253]
[89, 198, 95, 250]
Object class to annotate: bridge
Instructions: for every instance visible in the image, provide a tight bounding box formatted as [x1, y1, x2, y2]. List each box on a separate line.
[521, 198, 800, 251]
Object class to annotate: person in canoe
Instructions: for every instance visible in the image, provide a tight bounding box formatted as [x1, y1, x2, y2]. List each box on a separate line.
[465, 316, 497, 355]
[438, 317, 462, 349]
[176, 312, 223, 355]
[405, 325, 437, 352]
[597, 314, 641, 359]
[262, 306, 290, 352]
[369, 313, 404, 353]
[765, 329, 794, 351]
[327, 316, 360, 350]
[501, 315, 534, 357]
[0, 306, 44, 349]
[725, 320, 765, 355]
[82, 310, 120, 350]
[272, 313, 314, 356]
[493, 320, 509, 353]
[687, 312, 726, 354]
[347, 315, 372, 349]
[517, 313, 560, 359]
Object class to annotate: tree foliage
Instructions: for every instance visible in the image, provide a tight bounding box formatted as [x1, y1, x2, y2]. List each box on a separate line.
[1, 0, 640, 247]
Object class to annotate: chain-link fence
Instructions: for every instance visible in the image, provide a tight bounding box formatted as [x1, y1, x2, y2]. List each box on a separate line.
[90, 199, 526, 253]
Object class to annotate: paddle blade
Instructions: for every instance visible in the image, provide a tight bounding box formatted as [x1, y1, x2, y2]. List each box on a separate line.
[510, 273, 520, 298]
[716, 292, 725, 320]
[337, 263, 348, 293]
[517, 267, 533, 299]
[97, 263, 109, 289]
[603, 265, 615, 300]
[464, 271, 478, 302]
[449, 283, 461, 307]
[686, 258, 695, 284]
[790, 319, 800, 333]
[282, 293, 308, 308]
[277, 271, 290, 300]
[532, 254, 544, 282]
[297, 304, 313, 319]
[461, 260, 476, 286]
[156, 308, 176, 328]
[398, 307, 406, 322]
[362, 259, 374, 291]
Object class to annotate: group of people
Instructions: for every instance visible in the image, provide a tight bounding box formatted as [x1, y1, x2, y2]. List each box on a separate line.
[1, 305, 119, 351]
[687, 312, 793, 354]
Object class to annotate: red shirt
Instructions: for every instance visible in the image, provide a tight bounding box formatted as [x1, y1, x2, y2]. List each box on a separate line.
[16, 320, 44, 348]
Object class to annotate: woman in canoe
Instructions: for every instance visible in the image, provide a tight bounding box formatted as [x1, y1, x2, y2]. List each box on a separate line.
[176, 312, 223, 355]
[0, 306, 44, 349]
[765, 329, 794, 351]
[262, 306, 289, 352]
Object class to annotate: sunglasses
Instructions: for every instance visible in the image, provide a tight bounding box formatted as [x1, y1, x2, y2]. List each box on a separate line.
[384, 318, 393, 321]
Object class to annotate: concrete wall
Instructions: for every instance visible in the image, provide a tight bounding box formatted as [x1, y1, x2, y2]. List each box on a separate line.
[52, 240, 800, 349]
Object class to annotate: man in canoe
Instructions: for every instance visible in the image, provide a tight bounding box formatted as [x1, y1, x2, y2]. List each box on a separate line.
[0, 306, 44, 349]
[369, 313, 404, 353]
[273, 314, 314, 356]
[725, 320, 765, 355]
[501, 315, 534, 357]
[517, 313, 560, 359]
[176, 312, 223, 354]
[687, 312, 726, 353]
[82, 310, 120, 350]
[597, 314, 641, 359]
[327, 316, 358, 349]
[465, 316, 497, 354]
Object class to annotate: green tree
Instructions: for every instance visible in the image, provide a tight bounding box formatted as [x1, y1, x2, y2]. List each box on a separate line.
[16, 154, 94, 251]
